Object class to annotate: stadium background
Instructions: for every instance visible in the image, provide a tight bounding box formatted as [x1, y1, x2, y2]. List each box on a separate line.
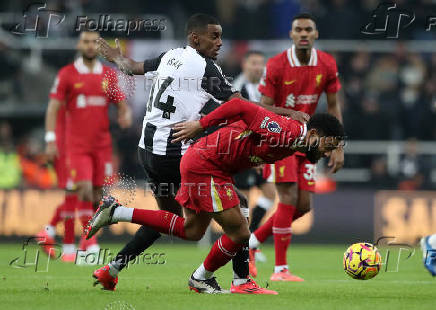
[0, 0, 435, 246]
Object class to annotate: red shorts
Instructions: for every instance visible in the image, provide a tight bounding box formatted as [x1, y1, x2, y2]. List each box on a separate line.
[69, 147, 113, 187]
[263, 153, 316, 192]
[176, 148, 240, 213]
[54, 154, 73, 190]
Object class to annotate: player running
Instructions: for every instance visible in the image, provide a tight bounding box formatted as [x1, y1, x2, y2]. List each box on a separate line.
[45, 30, 131, 258]
[248, 13, 344, 281]
[92, 14, 292, 294]
[37, 105, 77, 262]
[85, 98, 344, 294]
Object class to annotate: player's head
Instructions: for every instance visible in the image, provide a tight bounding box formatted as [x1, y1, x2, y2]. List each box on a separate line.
[303, 113, 344, 163]
[186, 13, 222, 60]
[290, 13, 318, 50]
[242, 51, 265, 83]
[77, 30, 100, 61]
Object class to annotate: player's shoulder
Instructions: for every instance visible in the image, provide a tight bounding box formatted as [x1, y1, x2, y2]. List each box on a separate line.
[58, 63, 75, 75]
[266, 50, 288, 68]
[315, 49, 338, 67]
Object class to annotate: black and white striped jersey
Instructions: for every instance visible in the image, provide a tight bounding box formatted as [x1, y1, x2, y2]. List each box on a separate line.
[233, 75, 262, 102]
[138, 46, 236, 156]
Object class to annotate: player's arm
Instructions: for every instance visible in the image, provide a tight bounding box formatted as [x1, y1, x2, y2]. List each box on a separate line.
[96, 38, 163, 75]
[116, 100, 132, 129]
[231, 92, 310, 122]
[172, 98, 260, 143]
[45, 98, 62, 162]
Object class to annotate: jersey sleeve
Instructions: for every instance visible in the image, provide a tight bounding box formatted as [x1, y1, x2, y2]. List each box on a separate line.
[201, 59, 237, 101]
[325, 59, 341, 93]
[49, 67, 69, 101]
[246, 108, 305, 144]
[199, 98, 260, 129]
[258, 60, 280, 99]
[143, 52, 165, 72]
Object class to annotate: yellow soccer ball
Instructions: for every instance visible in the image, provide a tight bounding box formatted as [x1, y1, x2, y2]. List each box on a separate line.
[343, 242, 382, 280]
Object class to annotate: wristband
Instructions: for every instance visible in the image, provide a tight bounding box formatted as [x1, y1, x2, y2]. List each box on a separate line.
[45, 131, 56, 143]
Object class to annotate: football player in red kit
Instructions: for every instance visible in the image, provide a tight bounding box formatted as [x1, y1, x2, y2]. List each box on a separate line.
[85, 98, 344, 293]
[45, 30, 131, 258]
[249, 13, 344, 281]
[37, 105, 78, 262]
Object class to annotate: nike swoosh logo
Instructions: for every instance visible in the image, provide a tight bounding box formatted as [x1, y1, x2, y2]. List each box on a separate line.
[284, 80, 296, 85]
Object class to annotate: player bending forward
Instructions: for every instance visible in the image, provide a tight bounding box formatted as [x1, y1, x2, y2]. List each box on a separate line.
[85, 98, 344, 293]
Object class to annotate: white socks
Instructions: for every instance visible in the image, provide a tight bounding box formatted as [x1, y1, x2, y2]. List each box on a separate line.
[193, 263, 213, 280]
[112, 206, 134, 222]
[109, 261, 120, 277]
[62, 244, 76, 254]
[249, 233, 260, 249]
[274, 265, 288, 273]
[45, 225, 56, 238]
[257, 196, 274, 210]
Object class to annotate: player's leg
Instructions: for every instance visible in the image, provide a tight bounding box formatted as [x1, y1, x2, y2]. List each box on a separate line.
[103, 149, 182, 280]
[231, 188, 250, 285]
[70, 152, 97, 255]
[61, 189, 78, 262]
[249, 176, 275, 233]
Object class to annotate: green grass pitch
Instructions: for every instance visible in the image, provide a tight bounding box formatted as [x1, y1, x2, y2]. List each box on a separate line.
[0, 243, 435, 310]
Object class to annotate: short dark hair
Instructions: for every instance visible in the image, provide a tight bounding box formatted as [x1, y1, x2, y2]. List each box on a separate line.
[307, 113, 345, 140]
[291, 12, 317, 26]
[185, 13, 220, 35]
[244, 50, 265, 59]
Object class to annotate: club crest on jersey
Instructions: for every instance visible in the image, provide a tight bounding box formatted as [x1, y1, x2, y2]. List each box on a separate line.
[316, 74, 323, 87]
[267, 121, 281, 133]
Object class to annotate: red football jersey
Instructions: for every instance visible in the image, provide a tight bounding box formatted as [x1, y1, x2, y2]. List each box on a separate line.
[258, 45, 341, 116]
[50, 57, 124, 151]
[195, 98, 306, 175]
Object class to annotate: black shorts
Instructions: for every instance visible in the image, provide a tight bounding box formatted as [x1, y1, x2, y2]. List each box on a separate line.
[138, 147, 181, 198]
[233, 168, 266, 190]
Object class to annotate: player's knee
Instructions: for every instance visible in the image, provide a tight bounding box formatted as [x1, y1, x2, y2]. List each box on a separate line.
[184, 229, 204, 241]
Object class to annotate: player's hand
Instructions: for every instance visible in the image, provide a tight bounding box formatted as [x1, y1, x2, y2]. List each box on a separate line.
[288, 110, 310, 123]
[118, 108, 132, 129]
[45, 142, 58, 163]
[171, 121, 203, 144]
[97, 38, 123, 63]
[328, 147, 344, 173]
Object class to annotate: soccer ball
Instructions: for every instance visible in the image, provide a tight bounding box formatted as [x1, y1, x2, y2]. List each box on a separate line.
[343, 242, 382, 280]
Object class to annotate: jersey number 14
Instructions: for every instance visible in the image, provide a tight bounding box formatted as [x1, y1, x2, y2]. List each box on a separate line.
[147, 77, 176, 119]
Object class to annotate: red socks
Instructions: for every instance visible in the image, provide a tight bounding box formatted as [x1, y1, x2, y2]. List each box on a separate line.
[62, 194, 77, 245]
[273, 202, 296, 266]
[49, 202, 65, 226]
[132, 209, 186, 239]
[204, 234, 243, 272]
[254, 214, 274, 243]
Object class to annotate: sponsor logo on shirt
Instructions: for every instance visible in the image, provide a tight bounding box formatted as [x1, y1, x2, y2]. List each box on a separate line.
[285, 93, 319, 107]
[267, 121, 281, 133]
